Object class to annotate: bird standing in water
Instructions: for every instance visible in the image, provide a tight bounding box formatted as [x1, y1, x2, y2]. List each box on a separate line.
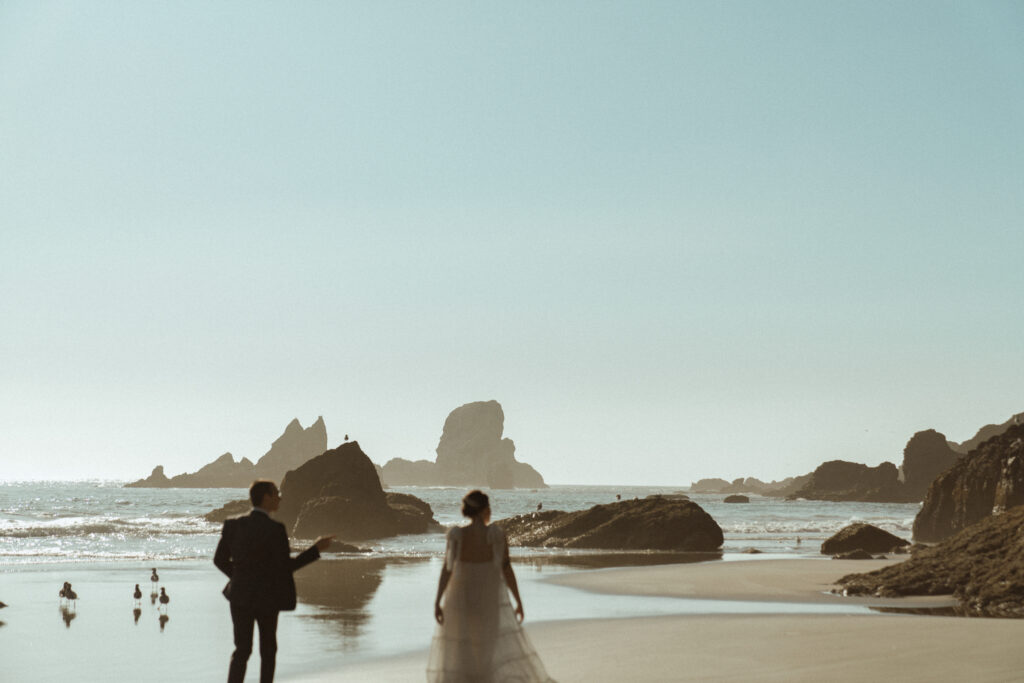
[158, 587, 170, 613]
[133, 583, 142, 604]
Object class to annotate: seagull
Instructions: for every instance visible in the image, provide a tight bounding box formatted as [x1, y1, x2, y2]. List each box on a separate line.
[0, 600, 7, 608]
[159, 587, 170, 612]
[59, 582, 71, 602]
[150, 568, 159, 585]
[65, 584, 78, 607]
[133, 584, 142, 604]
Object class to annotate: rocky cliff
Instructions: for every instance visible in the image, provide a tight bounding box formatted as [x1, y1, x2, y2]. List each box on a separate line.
[380, 401, 547, 489]
[951, 412, 1024, 454]
[913, 422, 1024, 543]
[125, 417, 327, 488]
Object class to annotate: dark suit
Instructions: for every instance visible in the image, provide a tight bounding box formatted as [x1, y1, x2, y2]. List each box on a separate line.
[214, 509, 320, 683]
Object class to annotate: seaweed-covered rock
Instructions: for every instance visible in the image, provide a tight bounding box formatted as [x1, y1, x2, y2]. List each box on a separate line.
[499, 497, 723, 551]
[821, 523, 909, 555]
[838, 505, 1024, 617]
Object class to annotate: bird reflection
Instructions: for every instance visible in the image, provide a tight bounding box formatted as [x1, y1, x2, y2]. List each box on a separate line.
[133, 607, 142, 624]
[150, 592, 157, 605]
[158, 613, 169, 632]
[60, 604, 77, 628]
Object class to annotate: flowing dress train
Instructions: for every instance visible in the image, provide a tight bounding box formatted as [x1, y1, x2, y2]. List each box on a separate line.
[427, 525, 555, 683]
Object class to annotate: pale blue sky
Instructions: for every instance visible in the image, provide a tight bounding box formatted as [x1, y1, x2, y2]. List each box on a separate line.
[2, 2, 1022, 484]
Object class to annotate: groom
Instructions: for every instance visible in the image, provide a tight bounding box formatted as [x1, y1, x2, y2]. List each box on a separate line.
[214, 480, 333, 683]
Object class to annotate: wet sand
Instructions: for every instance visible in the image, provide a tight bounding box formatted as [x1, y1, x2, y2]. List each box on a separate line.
[288, 559, 1024, 682]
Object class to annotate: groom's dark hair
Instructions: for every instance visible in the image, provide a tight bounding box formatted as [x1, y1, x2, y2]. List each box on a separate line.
[249, 480, 277, 507]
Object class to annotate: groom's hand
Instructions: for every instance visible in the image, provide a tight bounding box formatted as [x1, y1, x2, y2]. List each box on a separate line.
[314, 535, 335, 551]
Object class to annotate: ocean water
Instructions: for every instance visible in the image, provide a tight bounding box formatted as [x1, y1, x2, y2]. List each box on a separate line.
[0, 481, 912, 680]
[0, 481, 920, 563]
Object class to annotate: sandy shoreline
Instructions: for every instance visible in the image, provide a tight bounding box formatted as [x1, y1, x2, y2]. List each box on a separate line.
[288, 558, 1024, 682]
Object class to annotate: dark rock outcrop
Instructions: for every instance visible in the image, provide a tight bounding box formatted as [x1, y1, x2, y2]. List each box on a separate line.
[900, 429, 960, 500]
[277, 441, 441, 541]
[690, 475, 810, 497]
[838, 505, 1024, 616]
[380, 401, 547, 489]
[126, 417, 327, 488]
[820, 523, 909, 555]
[832, 549, 874, 560]
[913, 423, 1024, 543]
[723, 494, 750, 504]
[499, 497, 723, 551]
[789, 460, 909, 502]
[205, 499, 252, 523]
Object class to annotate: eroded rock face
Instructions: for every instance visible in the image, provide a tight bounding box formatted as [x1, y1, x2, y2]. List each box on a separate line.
[499, 497, 723, 551]
[789, 460, 908, 502]
[380, 401, 547, 489]
[820, 523, 909, 555]
[839, 505, 1024, 616]
[277, 441, 441, 541]
[900, 430, 961, 501]
[913, 423, 1024, 543]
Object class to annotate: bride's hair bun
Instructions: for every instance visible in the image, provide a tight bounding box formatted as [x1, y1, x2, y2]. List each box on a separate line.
[461, 489, 490, 518]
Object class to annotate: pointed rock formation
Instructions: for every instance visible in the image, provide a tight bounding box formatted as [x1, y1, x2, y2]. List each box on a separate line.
[252, 416, 328, 483]
[125, 417, 327, 488]
[380, 401, 547, 489]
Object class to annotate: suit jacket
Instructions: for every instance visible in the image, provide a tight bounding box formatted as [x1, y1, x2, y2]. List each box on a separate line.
[213, 510, 320, 612]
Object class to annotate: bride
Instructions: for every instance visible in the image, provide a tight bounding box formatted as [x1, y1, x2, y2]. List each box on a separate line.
[428, 490, 555, 683]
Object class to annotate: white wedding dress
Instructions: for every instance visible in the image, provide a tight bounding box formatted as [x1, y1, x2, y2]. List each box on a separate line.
[427, 524, 556, 683]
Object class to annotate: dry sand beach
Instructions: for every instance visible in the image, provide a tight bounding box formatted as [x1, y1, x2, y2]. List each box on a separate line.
[292, 559, 1024, 682]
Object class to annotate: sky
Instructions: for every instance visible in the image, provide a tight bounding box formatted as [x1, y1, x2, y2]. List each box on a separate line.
[1, 2, 1023, 485]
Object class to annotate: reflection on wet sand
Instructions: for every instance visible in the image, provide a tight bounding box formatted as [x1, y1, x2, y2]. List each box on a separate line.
[294, 557, 389, 644]
[60, 604, 76, 628]
[514, 551, 722, 571]
[133, 607, 142, 624]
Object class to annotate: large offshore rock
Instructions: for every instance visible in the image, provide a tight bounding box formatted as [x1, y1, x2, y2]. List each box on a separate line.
[499, 497, 723, 551]
[820, 523, 909, 555]
[913, 423, 1024, 543]
[691, 476, 810, 497]
[789, 460, 909, 502]
[277, 441, 441, 541]
[839, 505, 1024, 616]
[380, 400, 547, 489]
[900, 429, 961, 501]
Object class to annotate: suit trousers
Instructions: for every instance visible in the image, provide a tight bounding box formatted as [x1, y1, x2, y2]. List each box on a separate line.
[228, 601, 280, 683]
